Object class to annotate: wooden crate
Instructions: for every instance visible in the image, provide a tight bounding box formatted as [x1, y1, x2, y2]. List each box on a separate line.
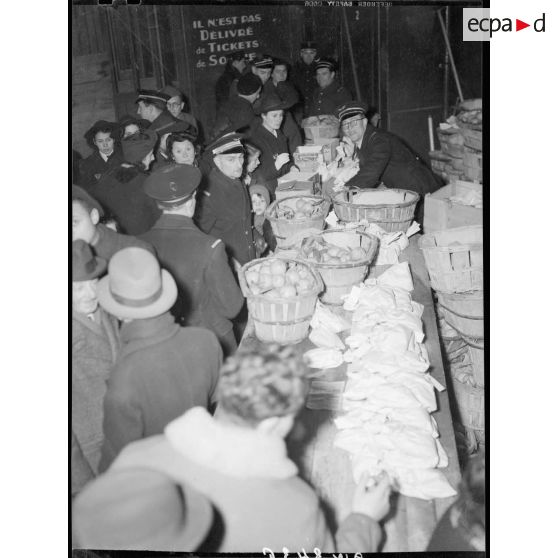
[419, 226, 483, 293]
[423, 180, 483, 233]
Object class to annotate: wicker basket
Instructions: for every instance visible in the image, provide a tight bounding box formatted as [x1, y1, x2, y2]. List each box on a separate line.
[451, 374, 484, 432]
[299, 229, 380, 305]
[462, 334, 485, 387]
[437, 290, 484, 338]
[333, 187, 419, 232]
[419, 225, 483, 293]
[265, 195, 330, 249]
[460, 127, 483, 151]
[239, 257, 323, 344]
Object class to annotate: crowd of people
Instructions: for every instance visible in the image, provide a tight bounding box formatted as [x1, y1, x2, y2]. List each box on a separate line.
[71, 42, 461, 552]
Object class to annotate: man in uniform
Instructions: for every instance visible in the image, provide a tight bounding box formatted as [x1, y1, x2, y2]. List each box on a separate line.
[141, 164, 244, 357]
[215, 50, 248, 109]
[195, 133, 256, 269]
[211, 73, 262, 141]
[291, 41, 319, 119]
[307, 58, 352, 117]
[336, 101, 442, 220]
[135, 90, 178, 136]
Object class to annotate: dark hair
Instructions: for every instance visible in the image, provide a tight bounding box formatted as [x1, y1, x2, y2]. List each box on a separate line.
[86, 126, 116, 150]
[166, 132, 199, 162]
[217, 344, 307, 426]
[138, 98, 167, 112]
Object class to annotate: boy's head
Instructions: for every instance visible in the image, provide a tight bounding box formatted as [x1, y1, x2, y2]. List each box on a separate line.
[249, 184, 270, 216]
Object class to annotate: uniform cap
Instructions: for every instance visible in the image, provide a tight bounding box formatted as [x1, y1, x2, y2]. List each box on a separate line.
[300, 41, 317, 51]
[315, 58, 336, 72]
[336, 101, 368, 122]
[253, 54, 274, 69]
[135, 89, 170, 104]
[207, 132, 245, 156]
[143, 164, 202, 205]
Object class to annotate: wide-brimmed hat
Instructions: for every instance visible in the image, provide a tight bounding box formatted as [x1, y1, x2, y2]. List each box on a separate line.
[72, 184, 104, 217]
[84, 120, 117, 146]
[73, 240, 107, 282]
[72, 467, 213, 551]
[121, 130, 158, 165]
[97, 247, 177, 319]
[254, 93, 289, 115]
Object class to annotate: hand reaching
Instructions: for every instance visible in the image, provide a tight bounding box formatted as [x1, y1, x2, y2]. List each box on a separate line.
[351, 471, 392, 522]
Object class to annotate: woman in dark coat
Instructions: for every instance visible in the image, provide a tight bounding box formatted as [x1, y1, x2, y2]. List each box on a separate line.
[86, 131, 160, 236]
[249, 94, 294, 196]
[78, 120, 123, 187]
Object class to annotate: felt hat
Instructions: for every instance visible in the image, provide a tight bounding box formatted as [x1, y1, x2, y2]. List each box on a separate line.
[254, 93, 289, 115]
[84, 120, 117, 145]
[72, 184, 104, 217]
[336, 100, 368, 122]
[97, 247, 177, 320]
[315, 58, 336, 72]
[206, 132, 245, 157]
[160, 85, 183, 100]
[237, 73, 262, 96]
[249, 184, 270, 206]
[164, 121, 198, 140]
[72, 468, 213, 551]
[135, 89, 170, 104]
[121, 130, 158, 165]
[300, 40, 317, 51]
[253, 54, 274, 69]
[73, 240, 107, 282]
[144, 164, 202, 205]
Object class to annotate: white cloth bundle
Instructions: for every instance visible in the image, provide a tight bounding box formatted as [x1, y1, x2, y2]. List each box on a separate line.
[303, 347, 344, 369]
[310, 301, 351, 333]
[349, 349, 430, 375]
[309, 326, 345, 350]
[366, 261, 414, 292]
[393, 467, 457, 500]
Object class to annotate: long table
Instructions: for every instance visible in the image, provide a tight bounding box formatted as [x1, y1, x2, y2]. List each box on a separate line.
[240, 236, 461, 552]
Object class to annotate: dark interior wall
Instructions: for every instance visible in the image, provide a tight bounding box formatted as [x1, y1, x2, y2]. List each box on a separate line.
[71, 5, 483, 160]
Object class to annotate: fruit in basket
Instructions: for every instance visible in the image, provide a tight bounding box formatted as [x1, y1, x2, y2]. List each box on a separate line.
[270, 259, 287, 275]
[350, 247, 367, 261]
[246, 260, 316, 297]
[272, 274, 285, 288]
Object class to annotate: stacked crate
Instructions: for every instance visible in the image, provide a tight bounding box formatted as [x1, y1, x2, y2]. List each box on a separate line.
[430, 99, 483, 184]
[419, 225, 485, 454]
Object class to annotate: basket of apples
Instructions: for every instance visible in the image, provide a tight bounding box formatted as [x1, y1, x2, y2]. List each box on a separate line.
[297, 229, 380, 305]
[239, 256, 323, 344]
[265, 195, 330, 249]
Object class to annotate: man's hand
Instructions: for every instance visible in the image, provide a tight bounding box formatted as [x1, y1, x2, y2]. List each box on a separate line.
[340, 135, 355, 158]
[351, 472, 392, 522]
[274, 153, 290, 170]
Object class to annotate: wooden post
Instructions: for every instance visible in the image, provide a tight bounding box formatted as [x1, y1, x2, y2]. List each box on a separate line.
[342, 8, 362, 101]
[437, 8, 464, 103]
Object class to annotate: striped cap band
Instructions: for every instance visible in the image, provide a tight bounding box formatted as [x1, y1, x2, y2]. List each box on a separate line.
[339, 107, 366, 121]
[212, 139, 243, 155]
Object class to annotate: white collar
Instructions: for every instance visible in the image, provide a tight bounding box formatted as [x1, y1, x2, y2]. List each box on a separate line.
[99, 151, 113, 162]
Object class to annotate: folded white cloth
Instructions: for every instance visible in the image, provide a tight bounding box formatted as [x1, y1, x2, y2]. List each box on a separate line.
[309, 326, 345, 350]
[303, 347, 344, 369]
[366, 262, 414, 292]
[310, 301, 351, 333]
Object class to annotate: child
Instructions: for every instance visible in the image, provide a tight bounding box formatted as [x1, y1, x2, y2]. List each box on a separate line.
[249, 184, 276, 256]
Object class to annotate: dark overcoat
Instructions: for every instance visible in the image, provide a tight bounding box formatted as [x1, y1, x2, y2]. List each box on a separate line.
[307, 79, 352, 117]
[78, 149, 123, 188]
[87, 165, 161, 236]
[91, 223, 155, 262]
[72, 308, 120, 494]
[140, 214, 244, 356]
[195, 167, 256, 265]
[99, 312, 222, 472]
